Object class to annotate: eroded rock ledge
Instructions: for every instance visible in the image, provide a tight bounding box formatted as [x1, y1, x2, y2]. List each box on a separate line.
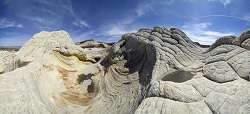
[0, 27, 250, 114]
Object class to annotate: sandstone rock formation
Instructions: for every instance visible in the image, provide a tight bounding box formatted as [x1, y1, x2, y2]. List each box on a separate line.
[0, 46, 20, 52]
[0, 27, 250, 114]
[76, 39, 112, 48]
[0, 51, 18, 74]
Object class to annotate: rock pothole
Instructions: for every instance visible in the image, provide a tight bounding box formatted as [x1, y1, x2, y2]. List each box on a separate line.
[161, 70, 194, 83]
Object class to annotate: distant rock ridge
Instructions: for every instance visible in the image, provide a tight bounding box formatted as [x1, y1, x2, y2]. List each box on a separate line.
[76, 39, 114, 48]
[0, 46, 20, 52]
[0, 27, 250, 114]
[209, 30, 250, 51]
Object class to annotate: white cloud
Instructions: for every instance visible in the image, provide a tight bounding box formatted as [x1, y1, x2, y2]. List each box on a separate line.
[94, 14, 137, 39]
[207, 0, 234, 6]
[136, 2, 152, 17]
[135, 0, 175, 17]
[0, 34, 29, 46]
[4, 0, 88, 30]
[73, 20, 89, 28]
[101, 23, 140, 42]
[0, 18, 23, 29]
[105, 25, 136, 37]
[181, 22, 234, 45]
[135, 0, 234, 16]
[196, 14, 250, 27]
[16, 24, 23, 28]
[243, 15, 250, 22]
[79, 20, 89, 27]
[102, 16, 138, 38]
[73, 31, 95, 42]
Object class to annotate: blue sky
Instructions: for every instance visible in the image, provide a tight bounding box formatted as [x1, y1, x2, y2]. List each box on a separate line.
[0, 0, 250, 46]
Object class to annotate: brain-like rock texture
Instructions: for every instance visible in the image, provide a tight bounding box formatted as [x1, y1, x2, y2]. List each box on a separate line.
[0, 28, 250, 114]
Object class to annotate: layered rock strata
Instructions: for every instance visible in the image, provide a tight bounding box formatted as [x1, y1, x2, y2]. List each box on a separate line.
[0, 28, 250, 114]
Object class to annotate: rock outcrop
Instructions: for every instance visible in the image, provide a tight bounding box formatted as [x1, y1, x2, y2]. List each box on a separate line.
[0, 27, 250, 114]
[209, 30, 250, 51]
[76, 39, 112, 48]
[0, 46, 20, 52]
[0, 51, 18, 74]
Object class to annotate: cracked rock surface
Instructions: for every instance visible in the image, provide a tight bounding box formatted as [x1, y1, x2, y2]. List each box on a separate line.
[0, 28, 250, 114]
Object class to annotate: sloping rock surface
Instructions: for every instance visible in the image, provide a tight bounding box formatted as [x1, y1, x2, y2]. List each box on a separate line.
[0, 28, 250, 114]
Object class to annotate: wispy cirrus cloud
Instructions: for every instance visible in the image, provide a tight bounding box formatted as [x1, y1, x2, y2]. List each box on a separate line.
[100, 16, 140, 42]
[105, 25, 136, 37]
[207, 0, 234, 6]
[135, 0, 175, 17]
[73, 20, 89, 28]
[3, 0, 88, 30]
[72, 30, 95, 42]
[242, 15, 250, 22]
[0, 18, 23, 29]
[197, 14, 250, 22]
[135, 0, 235, 18]
[0, 33, 29, 46]
[182, 22, 235, 44]
[73, 25, 136, 43]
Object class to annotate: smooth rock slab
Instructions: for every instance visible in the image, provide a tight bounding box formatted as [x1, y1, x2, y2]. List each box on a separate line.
[228, 51, 250, 80]
[135, 97, 212, 114]
[203, 61, 238, 83]
[148, 81, 202, 103]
